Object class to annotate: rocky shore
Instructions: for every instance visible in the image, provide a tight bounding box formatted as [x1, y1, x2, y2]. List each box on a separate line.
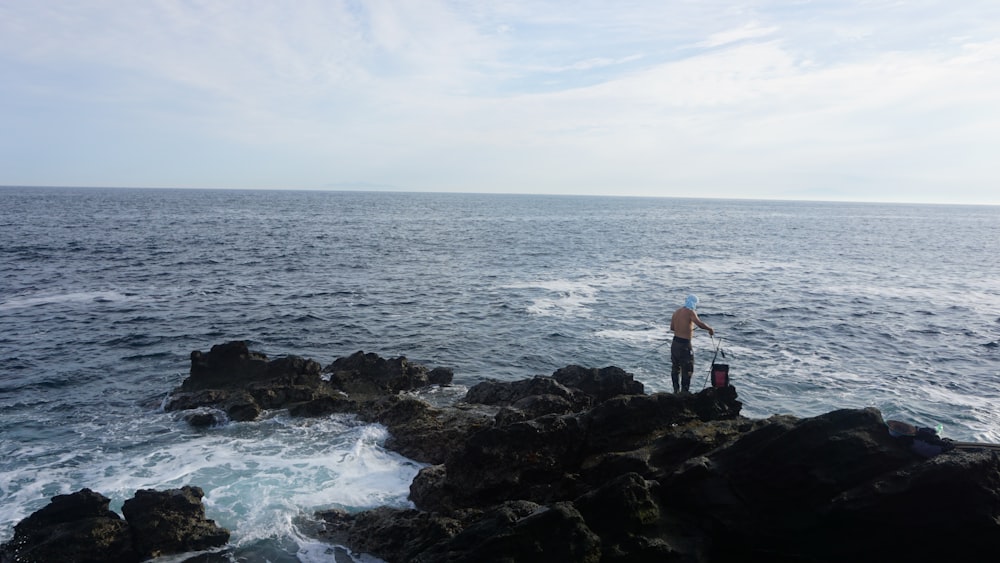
[0, 486, 229, 562]
[4, 341, 999, 562]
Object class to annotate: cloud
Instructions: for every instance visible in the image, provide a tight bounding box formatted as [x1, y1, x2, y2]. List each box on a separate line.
[697, 23, 780, 49]
[2, 1, 1000, 203]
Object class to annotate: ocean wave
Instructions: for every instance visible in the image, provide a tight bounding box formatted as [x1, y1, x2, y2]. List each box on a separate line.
[0, 290, 130, 312]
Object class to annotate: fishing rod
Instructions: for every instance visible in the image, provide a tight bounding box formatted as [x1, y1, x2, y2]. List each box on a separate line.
[951, 441, 1000, 451]
[708, 335, 724, 371]
[887, 420, 1000, 452]
[706, 335, 725, 387]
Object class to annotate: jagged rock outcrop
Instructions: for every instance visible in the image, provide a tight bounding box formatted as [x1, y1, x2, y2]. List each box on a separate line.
[121, 486, 231, 560]
[551, 364, 645, 402]
[317, 374, 1000, 562]
[325, 350, 454, 397]
[0, 489, 135, 563]
[10, 340, 999, 562]
[0, 487, 228, 563]
[167, 341, 327, 423]
[164, 341, 454, 424]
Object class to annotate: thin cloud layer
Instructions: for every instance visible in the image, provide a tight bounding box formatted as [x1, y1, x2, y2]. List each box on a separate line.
[1, 1, 998, 203]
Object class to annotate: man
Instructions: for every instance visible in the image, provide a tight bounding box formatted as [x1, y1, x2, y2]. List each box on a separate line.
[669, 294, 714, 393]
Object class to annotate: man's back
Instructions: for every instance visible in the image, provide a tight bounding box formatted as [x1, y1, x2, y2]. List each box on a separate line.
[671, 307, 697, 339]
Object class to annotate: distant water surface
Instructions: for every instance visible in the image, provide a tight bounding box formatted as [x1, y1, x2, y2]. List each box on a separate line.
[1, 187, 998, 560]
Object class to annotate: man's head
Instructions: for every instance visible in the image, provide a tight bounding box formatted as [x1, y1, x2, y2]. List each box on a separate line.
[685, 294, 699, 310]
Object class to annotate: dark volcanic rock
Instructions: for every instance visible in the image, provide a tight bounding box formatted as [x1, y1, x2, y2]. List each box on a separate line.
[582, 386, 742, 454]
[317, 374, 1000, 563]
[356, 395, 496, 464]
[551, 364, 645, 402]
[464, 376, 590, 409]
[573, 472, 661, 540]
[286, 393, 356, 418]
[183, 407, 228, 428]
[463, 365, 646, 422]
[323, 376, 751, 562]
[184, 341, 321, 391]
[405, 386, 744, 513]
[0, 489, 136, 563]
[324, 351, 453, 396]
[819, 449, 1000, 560]
[437, 502, 601, 563]
[115, 343, 1000, 561]
[2, 486, 229, 563]
[321, 501, 603, 563]
[167, 341, 326, 423]
[320, 506, 464, 563]
[166, 342, 451, 425]
[121, 486, 230, 560]
[661, 407, 1000, 561]
[439, 413, 590, 507]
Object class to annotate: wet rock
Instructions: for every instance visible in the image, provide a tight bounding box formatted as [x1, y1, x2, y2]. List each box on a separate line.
[551, 364, 645, 402]
[167, 341, 326, 423]
[286, 393, 356, 417]
[317, 375, 1000, 562]
[464, 376, 590, 410]
[464, 365, 646, 423]
[152, 346, 1000, 561]
[356, 395, 496, 464]
[818, 449, 1000, 561]
[440, 413, 590, 508]
[428, 502, 601, 563]
[1, 487, 229, 563]
[573, 472, 661, 540]
[184, 341, 321, 391]
[427, 366, 455, 385]
[166, 342, 450, 425]
[121, 486, 230, 560]
[404, 387, 744, 514]
[409, 464, 454, 513]
[0, 489, 136, 563]
[659, 407, 992, 561]
[319, 506, 464, 563]
[182, 408, 228, 428]
[319, 500, 603, 563]
[165, 388, 232, 412]
[324, 351, 453, 396]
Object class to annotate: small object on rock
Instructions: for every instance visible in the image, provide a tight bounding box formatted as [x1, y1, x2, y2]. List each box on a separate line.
[183, 408, 228, 428]
[886, 419, 916, 437]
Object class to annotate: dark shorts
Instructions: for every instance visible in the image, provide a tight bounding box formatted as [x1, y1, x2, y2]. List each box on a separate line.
[671, 336, 694, 373]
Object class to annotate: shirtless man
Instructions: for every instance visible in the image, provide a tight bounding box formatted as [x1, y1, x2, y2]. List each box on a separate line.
[669, 294, 714, 393]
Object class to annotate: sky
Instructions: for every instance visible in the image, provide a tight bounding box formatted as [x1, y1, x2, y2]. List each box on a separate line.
[2, 1, 999, 204]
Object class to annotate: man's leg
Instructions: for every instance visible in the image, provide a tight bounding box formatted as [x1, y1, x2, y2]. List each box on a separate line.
[680, 343, 694, 393]
[670, 339, 684, 393]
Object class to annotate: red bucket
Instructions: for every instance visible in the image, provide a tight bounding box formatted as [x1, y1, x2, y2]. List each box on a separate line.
[711, 364, 730, 387]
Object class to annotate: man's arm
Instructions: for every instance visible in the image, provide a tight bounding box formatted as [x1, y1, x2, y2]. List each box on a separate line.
[693, 312, 715, 337]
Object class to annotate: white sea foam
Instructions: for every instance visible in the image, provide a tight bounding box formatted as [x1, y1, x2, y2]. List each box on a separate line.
[514, 280, 599, 317]
[0, 412, 422, 552]
[594, 320, 670, 346]
[297, 535, 386, 563]
[507, 275, 632, 318]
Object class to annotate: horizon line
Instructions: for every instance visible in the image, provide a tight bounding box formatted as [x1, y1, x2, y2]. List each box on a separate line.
[1, 184, 997, 207]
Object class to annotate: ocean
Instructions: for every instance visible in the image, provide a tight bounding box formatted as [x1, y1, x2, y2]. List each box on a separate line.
[2, 187, 998, 560]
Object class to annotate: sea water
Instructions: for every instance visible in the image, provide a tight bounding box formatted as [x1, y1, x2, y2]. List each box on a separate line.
[2, 187, 998, 559]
